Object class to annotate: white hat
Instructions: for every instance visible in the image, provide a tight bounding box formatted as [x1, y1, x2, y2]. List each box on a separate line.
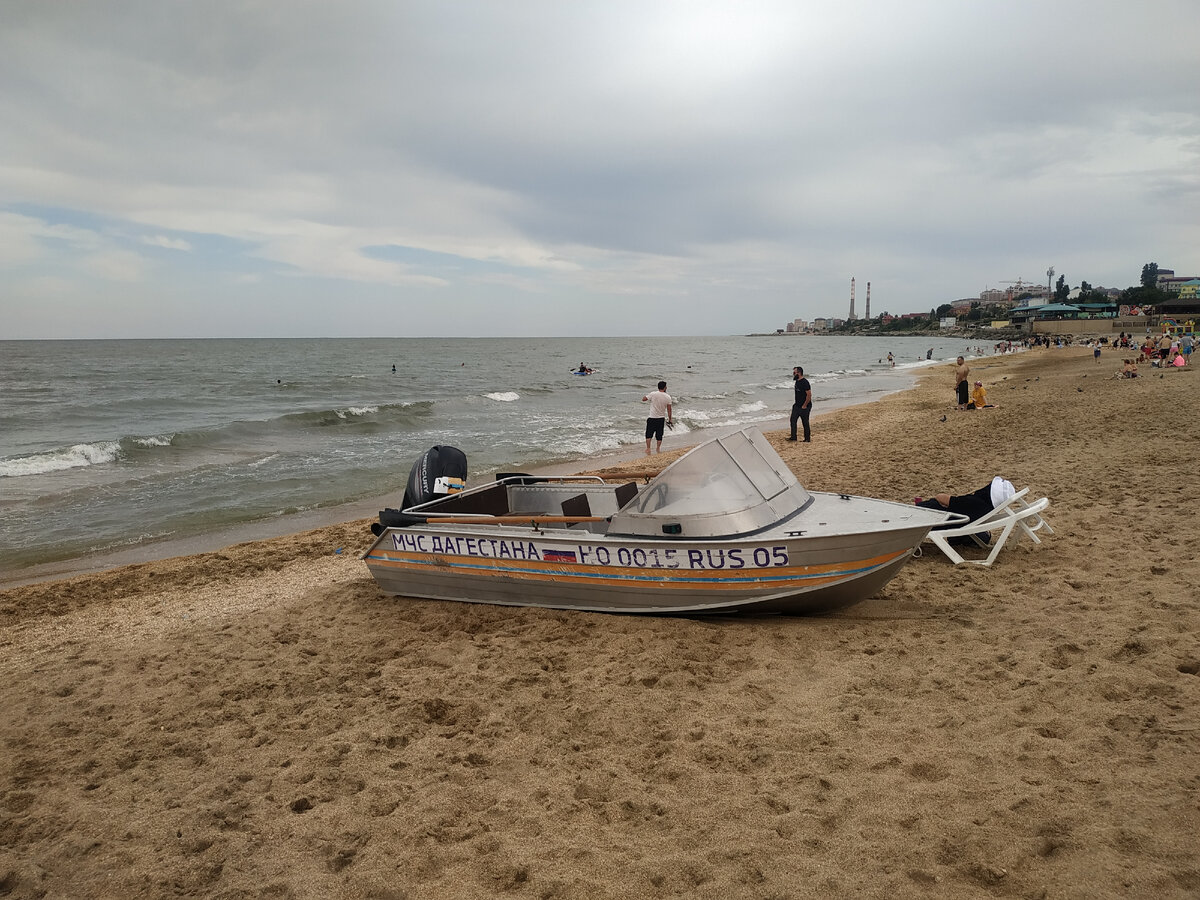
[990, 476, 1016, 507]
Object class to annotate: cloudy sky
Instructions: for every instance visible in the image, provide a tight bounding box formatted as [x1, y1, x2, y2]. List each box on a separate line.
[3, 1, 1198, 339]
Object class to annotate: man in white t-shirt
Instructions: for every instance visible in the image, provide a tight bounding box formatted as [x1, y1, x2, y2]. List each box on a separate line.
[641, 381, 674, 454]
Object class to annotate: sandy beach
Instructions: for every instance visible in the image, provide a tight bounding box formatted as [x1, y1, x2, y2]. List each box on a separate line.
[2, 346, 1198, 899]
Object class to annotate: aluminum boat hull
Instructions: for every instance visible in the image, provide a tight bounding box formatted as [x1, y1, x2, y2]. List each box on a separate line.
[364, 498, 939, 615]
[363, 429, 960, 615]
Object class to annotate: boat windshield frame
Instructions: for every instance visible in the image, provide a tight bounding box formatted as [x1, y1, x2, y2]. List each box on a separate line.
[608, 428, 811, 538]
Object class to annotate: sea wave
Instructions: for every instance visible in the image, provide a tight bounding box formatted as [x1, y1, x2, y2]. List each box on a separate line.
[275, 401, 434, 429]
[486, 392, 520, 402]
[0, 441, 123, 477]
[1, 400, 437, 478]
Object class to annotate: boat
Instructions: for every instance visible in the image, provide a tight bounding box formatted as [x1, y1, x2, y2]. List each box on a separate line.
[362, 427, 964, 615]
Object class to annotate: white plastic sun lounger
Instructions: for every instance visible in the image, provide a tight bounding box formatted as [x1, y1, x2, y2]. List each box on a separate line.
[925, 490, 1052, 566]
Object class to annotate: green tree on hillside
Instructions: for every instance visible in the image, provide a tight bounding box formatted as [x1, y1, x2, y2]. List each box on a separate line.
[1126, 263, 1167, 308]
[1076, 281, 1106, 304]
[1055, 275, 1069, 302]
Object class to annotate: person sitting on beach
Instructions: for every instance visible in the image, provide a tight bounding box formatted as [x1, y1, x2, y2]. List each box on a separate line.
[1117, 359, 1138, 378]
[968, 381, 992, 409]
[914, 477, 1016, 540]
[1171, 350, 1186, 368]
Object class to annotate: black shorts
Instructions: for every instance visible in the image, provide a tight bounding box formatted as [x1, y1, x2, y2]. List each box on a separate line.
[645, 418, 665, 441]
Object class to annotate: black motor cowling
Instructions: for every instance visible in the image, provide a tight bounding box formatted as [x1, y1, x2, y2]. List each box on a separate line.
[371, 445, 468, 534]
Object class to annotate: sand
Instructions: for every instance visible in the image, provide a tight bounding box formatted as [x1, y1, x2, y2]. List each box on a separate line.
[2, 347, 1198, 899]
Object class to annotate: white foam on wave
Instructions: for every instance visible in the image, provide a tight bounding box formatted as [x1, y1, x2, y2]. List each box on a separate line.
[710, 412, 779, 428]
[338, 406, 380, 418]
[560, 431, 625, 457]
[133, 435, 173, 447]
[0, 441, 122, 477]
[486, 392, 520, 402]
[736, 400, 768, 414]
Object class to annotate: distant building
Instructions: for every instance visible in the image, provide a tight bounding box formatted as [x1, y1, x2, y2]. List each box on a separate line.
[979, 289, 1006, 305]
[1008, 284, 1049, 302]
[811, 317, 829, 331]
[1159, 276, 1200, 295]
[1155, 268, 1200, 293]
[1158, 296, 1200, 318]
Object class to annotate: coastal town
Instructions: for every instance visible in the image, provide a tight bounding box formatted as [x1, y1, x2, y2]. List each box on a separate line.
[775, 263, 1199, 337]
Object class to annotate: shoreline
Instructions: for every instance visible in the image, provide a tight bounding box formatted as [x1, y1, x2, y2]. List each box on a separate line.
[3, 346, 1199, 898]
[0, 368, 922, 590]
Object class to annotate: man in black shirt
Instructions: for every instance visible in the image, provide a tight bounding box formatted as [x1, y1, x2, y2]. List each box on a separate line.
[788, 366, 812, 442]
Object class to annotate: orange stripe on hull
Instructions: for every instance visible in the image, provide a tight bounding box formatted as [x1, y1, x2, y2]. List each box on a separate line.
[365, 548, 910, 593]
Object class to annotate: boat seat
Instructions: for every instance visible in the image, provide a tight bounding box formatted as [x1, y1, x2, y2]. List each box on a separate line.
[426, 481, 510, 517]
[561, 493, 592, 518]
[614, 482, 638, 509]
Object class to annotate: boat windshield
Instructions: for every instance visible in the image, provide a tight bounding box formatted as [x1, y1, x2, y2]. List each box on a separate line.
[609, 428, 809, 537]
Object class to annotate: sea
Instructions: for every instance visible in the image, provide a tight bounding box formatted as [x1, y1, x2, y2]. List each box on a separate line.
[0, 335, 993, 583]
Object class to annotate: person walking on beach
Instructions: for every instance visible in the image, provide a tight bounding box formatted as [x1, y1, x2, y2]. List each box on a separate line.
[788, 366, 812, 442]
[641, 381, 673, 454]
[954, 356, 970, 409]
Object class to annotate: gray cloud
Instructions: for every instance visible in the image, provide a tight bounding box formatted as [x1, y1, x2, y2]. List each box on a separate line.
[2, 0, 1198, 338]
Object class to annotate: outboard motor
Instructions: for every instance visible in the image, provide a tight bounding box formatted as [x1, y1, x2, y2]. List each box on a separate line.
[372, 445, 468, 535]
